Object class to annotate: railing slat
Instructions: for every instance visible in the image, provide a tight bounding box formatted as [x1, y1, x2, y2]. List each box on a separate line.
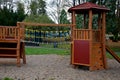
[0, 26, 23, 41]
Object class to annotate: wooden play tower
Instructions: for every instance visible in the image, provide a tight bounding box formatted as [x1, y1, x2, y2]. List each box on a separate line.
[68, 2, 110, 70]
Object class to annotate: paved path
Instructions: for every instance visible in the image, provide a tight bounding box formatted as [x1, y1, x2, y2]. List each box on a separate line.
[0, 55, 120, 80]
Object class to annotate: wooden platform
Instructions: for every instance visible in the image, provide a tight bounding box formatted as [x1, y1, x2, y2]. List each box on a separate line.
[0, 25, 26, 66]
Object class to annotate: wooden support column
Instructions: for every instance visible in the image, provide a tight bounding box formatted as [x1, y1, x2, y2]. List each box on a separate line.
[88, 10, 93, 70]
[71, 11, 76, 64]
[72, 11, 76, 40]
[102, 12, 107, 69]
[17, 22, 21, 67]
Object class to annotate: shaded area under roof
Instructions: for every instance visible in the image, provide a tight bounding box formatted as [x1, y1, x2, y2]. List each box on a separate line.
[68, 2, 110, 14]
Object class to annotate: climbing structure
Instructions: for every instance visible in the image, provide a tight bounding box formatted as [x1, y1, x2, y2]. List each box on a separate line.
[0, 22, 26, 66]
[68, 2, 110, 70]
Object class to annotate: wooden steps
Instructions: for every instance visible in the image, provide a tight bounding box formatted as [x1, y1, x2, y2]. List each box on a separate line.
[0, 48, 18, 50]
[0, 54, 17, 57]
[0, 25, 26, 67]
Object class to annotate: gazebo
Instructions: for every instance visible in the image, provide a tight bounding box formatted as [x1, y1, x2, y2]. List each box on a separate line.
[68, 2, 110, 70]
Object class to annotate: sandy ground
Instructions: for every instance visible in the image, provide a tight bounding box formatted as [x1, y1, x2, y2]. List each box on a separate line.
[0, 55, 120, 80]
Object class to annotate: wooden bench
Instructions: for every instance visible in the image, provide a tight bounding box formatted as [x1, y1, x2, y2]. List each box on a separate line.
[0, 24, 26, 66]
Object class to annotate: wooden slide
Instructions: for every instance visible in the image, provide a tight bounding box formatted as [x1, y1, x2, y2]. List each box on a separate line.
[106, 45, 120, 63]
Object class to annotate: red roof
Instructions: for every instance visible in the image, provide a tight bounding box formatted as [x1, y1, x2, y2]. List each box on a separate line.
[68, 2, 110, 14]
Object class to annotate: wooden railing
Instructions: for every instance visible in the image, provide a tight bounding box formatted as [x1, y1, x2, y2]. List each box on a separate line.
[73, 29, 101, 42]
[92, 30, 101, 42]
[73, 29, 91, 40]
[0, 26, 24, 41]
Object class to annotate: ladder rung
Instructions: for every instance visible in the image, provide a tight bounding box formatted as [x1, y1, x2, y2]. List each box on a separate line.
[0, 54, 17, 57]
[0, 48, 18, 50]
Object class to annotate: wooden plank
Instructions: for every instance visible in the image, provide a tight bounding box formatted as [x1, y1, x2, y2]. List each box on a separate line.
[106, 45, 120, 63]
[0, 54, 17, 57]
[73, 40, 90, 65]
[88, 10, 93, 70]
[18, 22, 73, 27]
[0, 48, 17, 50]
[102, 12, 107, 69]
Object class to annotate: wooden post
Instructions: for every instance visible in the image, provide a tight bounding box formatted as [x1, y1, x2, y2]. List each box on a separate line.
[102, 12, 107, 69]
[71, 11, 76, 64]
[17, 22, 21, 67]
[88, 10, 93, 70]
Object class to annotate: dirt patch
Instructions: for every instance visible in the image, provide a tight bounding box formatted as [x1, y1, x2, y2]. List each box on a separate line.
[0, 55, 120, 80]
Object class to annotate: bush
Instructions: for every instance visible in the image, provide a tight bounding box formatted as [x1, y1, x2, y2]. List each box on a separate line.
[109, 36, 120, 42]
[3, 77, 13, 80]
[109, 36, 113, 40]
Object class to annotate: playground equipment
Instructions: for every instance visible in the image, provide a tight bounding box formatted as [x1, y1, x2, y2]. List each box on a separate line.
[25, 29, 70, 43]
[68, 2, 120, 70]
[19, 22, 72, 48]
[0, 23, 26, 67]
[0, 2, 119, 69]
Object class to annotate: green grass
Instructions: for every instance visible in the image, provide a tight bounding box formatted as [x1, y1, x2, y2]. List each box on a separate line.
[106, 47, 120, 58]
[25, 47, 70, 55]
[106, 52, 120, 59]
[40, 42, 70, 49]
[110, 47, 120, 52]
[25, 44, 120, 59]
[2, 77, 13, 80]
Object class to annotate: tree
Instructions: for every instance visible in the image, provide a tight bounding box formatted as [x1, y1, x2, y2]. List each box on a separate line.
[47, 0, 72, 24]
[0, 0, 26, 26]
[30, 0, 38, 15]
[59, 9, 70, 30]
[29, 0, 46, 15]
[59, 9, 70, 24]
[16, 1, 26, 22]
[24, 14, 55, 30]
[105, 0, 118, 41]
[73, 0, 86, 6]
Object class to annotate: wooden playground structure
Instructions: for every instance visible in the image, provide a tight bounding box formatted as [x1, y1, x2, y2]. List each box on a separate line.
[68, 2, 120, 70]
[0, 2, 119, 70]
[0, 24, 26, 66]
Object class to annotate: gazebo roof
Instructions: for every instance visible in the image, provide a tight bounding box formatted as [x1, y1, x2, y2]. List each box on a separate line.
[68, 2, 110, 14]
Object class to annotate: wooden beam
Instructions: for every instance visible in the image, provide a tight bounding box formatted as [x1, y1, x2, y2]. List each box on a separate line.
[102, 12, 108, 69]
[88, 10, 93, 70]
[17, 22, 73, 27]
[71, 11, 76, 64]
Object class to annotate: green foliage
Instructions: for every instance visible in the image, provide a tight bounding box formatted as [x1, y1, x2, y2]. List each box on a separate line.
[59, 9, 70, 24]
[24, 14, 54, 24]
[0, 7, 17, 26]
[2, 77, 13, 80]
[76, 14, 83, 29]
[59, 9, 70, 30]
[16, 2, 26, 22]
[0, 1, 26, 26]
[105, 0, 119, 41]
[30, 0, 46, 15]
[23, 14, 55, 30]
